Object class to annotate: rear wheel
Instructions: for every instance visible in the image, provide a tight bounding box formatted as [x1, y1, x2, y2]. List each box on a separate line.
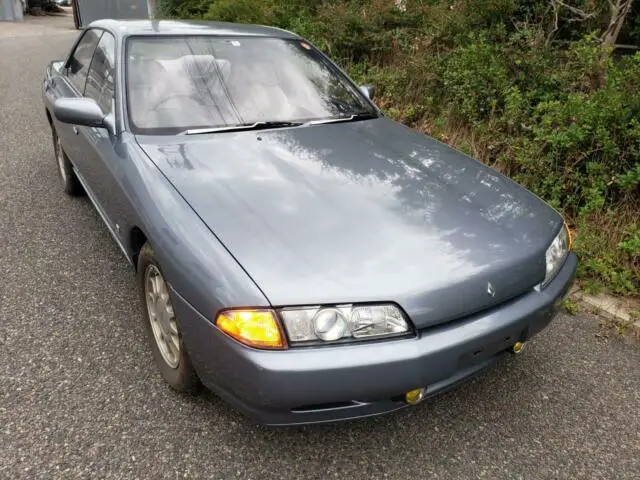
[52, 127, 84, 196]
[137, 242, 200, 392]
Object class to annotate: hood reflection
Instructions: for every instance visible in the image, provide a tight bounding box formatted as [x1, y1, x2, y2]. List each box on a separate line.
[139, 117, 562, 326]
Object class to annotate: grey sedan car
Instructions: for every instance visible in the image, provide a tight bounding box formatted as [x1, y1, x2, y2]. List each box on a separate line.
[42, 19, 576, 425]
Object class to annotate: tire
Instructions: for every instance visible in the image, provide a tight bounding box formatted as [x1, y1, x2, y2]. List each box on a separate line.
[137, 242, 200, 392]
[52, 127, 84, 196]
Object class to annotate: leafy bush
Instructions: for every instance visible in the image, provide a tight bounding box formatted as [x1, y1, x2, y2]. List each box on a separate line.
[159, 0, 640, 295]
[158, 0, 211, 18]
[440, 31, 512, 123]
[574, 212, 639, 296]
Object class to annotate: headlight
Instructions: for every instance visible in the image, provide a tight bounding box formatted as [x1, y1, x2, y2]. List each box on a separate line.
[541, 224, 570, 288]
[280, 304, 411, 345]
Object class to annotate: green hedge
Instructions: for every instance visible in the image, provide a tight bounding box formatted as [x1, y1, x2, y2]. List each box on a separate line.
[160, 0, 639, 296]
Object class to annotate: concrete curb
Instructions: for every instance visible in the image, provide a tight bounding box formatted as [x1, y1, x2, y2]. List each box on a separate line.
[570, 288, 640, 340]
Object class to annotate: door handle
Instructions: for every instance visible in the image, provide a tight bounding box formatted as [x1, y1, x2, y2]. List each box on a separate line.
[73, 126, 79, 135]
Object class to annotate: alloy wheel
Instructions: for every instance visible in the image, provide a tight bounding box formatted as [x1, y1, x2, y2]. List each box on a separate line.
[144, 264, 180, 369]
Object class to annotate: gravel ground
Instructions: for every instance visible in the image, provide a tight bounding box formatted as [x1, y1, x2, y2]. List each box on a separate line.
[1, 15, 639, 480]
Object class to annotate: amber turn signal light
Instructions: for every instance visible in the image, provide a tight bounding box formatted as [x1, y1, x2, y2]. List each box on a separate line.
[216, 309, 286, 349]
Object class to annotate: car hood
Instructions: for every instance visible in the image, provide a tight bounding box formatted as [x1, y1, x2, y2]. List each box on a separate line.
[137, 118, 562, 328]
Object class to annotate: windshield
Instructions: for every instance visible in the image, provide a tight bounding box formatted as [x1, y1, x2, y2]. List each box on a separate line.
[125, 36, 377, 135]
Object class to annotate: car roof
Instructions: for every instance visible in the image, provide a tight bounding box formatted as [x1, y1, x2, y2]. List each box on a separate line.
[88, 19, 299, 39]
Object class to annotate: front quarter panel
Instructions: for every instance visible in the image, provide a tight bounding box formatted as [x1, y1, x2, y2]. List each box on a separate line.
[113, 135, 270, 319]
[43, 41, 267, 356]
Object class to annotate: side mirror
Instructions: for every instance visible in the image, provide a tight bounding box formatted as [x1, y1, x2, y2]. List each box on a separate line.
[359, 84, 376, 101]
[53, 97, 107, 129]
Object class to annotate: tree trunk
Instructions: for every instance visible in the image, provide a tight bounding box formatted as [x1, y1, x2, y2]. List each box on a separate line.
[600, 0, 634, 50]
[147, 0, 156, 19]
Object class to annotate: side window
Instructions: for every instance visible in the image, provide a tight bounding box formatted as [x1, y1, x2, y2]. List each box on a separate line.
[85, 32, 116, 115]
[67, 29, 102, 94]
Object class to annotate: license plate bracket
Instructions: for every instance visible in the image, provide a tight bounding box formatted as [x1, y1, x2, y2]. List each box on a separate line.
[458, 330, 523, 365]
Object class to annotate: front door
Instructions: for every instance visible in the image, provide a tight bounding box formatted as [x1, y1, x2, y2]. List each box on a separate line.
[71, 31, 130, 243]
[53, 28, 102, 162]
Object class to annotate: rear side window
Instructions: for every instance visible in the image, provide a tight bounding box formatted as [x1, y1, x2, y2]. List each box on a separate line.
[85, 32, 116, 115]
[66, 29, 102, 94]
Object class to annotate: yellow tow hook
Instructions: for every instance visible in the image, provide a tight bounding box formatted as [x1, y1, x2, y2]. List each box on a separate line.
[512, 341, 526, 354]
[405, 387, 427, 405]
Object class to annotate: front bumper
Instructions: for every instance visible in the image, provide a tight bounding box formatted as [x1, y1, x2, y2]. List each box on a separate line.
[173, 253, 577, 426]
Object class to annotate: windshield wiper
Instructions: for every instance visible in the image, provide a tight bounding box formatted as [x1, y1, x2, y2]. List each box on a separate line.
[181, 121, 303, 135]
[307, 112, 378, 126]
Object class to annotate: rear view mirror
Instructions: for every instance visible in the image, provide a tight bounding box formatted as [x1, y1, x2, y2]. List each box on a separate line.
[359, 84, 376, 100]
[54, 97, 105, 128]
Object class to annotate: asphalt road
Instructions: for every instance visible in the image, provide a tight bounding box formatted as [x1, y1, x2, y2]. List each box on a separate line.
[1, 17, 639, 480]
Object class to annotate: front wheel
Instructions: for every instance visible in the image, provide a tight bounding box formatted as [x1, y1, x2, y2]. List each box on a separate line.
[137, 242, 200, 392]
[52, 127, 84, 196]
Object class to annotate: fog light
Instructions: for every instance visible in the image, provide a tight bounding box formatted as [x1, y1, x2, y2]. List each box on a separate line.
[405, 387, 426, 405]
[512, 341, 525, 354]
